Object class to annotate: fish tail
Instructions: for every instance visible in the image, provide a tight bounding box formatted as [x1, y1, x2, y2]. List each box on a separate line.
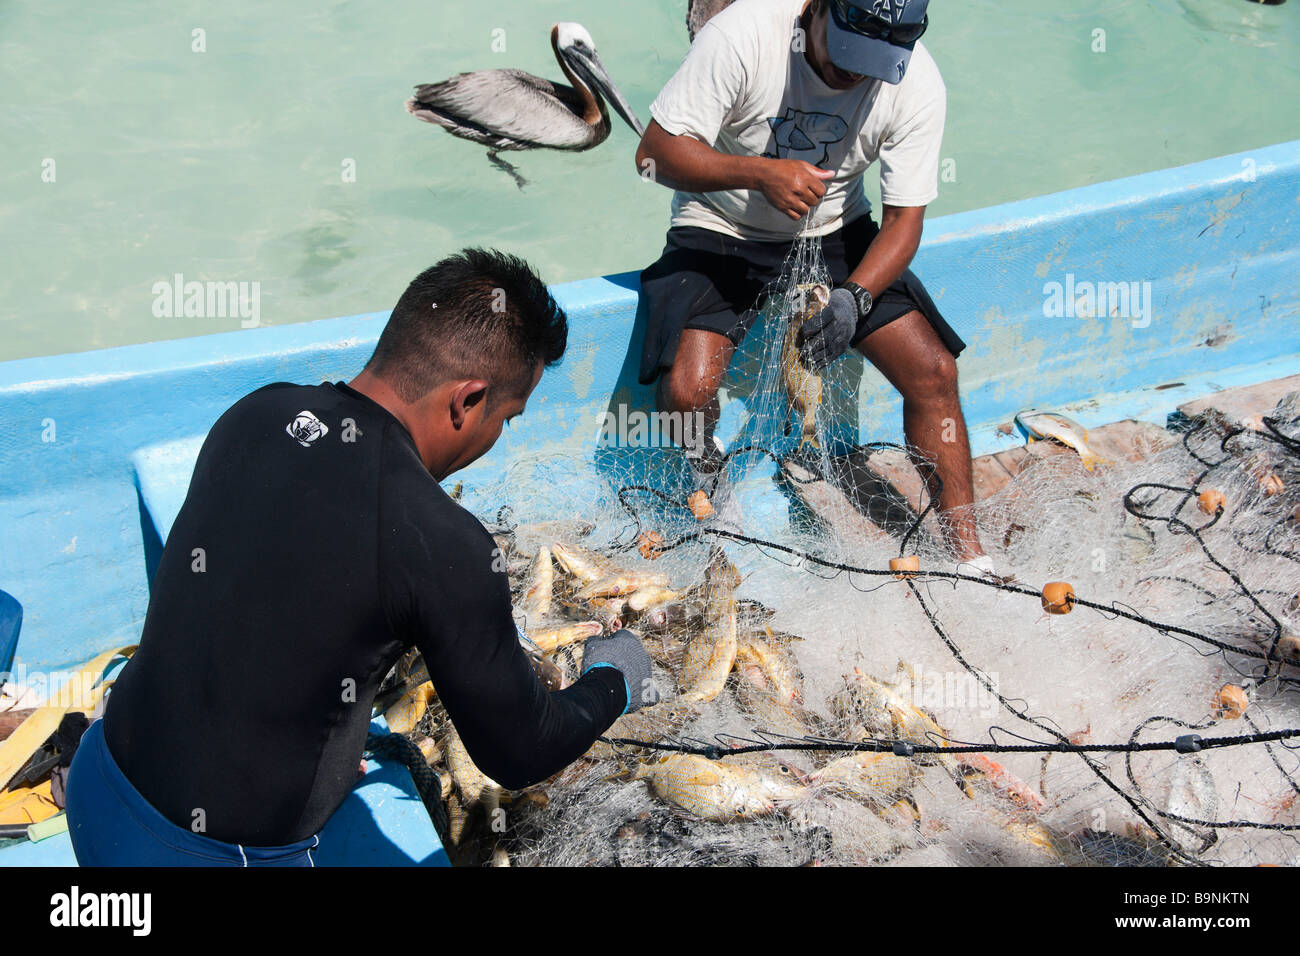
[946, 757, 976, 799]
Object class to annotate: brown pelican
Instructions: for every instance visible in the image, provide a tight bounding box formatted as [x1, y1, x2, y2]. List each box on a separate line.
[406, 22, 644, 189]
[687, 0, 737, 40]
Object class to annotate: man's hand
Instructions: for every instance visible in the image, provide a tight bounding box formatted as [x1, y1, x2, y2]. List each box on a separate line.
[755, 160, 835, 221]
[581, 629, 658, 714]
[798, 287, 858, 370]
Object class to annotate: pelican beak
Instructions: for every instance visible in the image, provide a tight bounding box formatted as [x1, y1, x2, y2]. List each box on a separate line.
[562, 45, 646, 137]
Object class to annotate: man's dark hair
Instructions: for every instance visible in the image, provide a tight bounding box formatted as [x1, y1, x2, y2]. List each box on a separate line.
[366, 248, 567, 405]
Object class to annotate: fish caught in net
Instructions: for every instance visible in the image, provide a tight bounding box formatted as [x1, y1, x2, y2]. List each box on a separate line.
[375, 234, 1300, 867]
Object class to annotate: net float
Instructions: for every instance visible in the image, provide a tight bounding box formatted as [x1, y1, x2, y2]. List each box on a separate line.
[1041, 581, 1075, 614]
[1213, 683, 1248, 719]
[638, 530, 665, 560]
[889, 555, 920, 579]
[1259, 472, 1284, 497]
[687, 489, 714, 521]
[1197, 489, 1226, 515]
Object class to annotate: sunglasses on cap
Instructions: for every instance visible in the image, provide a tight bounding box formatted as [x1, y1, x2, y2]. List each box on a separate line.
[829, 0, 929, 45]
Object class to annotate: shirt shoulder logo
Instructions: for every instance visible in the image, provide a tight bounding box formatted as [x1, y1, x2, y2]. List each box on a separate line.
[763, 108, 848, 167]
[286, 410, 329, 447]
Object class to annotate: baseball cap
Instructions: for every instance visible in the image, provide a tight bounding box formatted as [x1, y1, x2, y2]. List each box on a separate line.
[824, 0, 930, 85]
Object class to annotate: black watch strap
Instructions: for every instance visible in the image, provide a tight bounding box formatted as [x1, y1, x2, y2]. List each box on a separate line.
[841, 282, 873, 319]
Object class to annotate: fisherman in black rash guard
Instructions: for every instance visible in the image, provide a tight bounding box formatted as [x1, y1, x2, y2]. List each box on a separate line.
[65, 249, 654, 866]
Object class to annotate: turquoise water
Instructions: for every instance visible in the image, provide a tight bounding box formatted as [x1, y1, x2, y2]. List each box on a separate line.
[1, 0, 1297, 361]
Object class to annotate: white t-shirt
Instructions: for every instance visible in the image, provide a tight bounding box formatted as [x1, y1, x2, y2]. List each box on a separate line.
[649, 0, 946, 241]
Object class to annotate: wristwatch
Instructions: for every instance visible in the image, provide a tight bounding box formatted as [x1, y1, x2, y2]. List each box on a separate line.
[841, 282, 873, 320]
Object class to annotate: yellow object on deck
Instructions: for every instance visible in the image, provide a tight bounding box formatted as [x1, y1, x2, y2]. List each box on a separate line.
[0, 779, 59, 827]
[0, 644, 135, 792]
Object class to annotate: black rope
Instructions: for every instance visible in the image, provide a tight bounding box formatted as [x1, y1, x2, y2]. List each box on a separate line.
[365, 732, 450, 846]
[601, 727, 1300, 759]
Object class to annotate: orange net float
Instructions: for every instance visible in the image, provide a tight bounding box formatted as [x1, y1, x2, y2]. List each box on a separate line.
[1041, 581, 1075, 614]
[637, 530, 665, 561]
[1213, 684, 1249, 719]
[1197, 489, 1226, 516]
[889, 555, 920, 579]
[1259, 472, 1285, 497]
[686, 490, 713, 521]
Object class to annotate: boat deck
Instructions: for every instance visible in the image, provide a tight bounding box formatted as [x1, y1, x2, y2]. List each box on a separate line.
[787, 373, 1300, 547]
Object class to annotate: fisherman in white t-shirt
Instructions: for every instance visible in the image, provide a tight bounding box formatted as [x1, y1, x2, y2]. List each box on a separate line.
[636, 0, 993, 572]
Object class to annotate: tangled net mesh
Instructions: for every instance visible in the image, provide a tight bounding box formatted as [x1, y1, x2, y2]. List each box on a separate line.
[384, 235, 1300, 867]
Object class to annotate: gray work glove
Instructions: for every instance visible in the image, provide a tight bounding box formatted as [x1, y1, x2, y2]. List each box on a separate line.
[797, 286, 858, 371]
[581, 629, 658, 714]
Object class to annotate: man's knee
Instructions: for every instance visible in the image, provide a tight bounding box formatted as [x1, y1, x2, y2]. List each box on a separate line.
[903, 347, 959, 402]
[659, 364, 717, 414]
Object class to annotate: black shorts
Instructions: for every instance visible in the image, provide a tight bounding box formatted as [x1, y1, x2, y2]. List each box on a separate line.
[637, 215, 966, 385]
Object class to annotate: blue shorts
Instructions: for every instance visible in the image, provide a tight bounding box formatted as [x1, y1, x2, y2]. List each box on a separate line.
[66, 720, 320, 867]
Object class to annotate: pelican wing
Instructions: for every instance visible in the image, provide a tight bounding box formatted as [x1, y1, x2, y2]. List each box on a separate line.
[407, 69, 602, 151]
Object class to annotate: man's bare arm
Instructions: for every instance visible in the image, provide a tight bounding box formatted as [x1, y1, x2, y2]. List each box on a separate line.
[845, 203, 926, 296]
[635, 119, 834, 221]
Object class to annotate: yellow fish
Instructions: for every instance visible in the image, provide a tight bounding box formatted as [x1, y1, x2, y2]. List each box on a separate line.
[444, 723, 504, 812]
[625, 586, 683, 613]
[678, 549, 739, 704]
[572, 570, 670, 602]
[1014, 411, 1110, 470]
[551, 542, 618, 586]
[384, 681, 437, 735]
[781, 283, 829, 451]
[517, 545, 553, 624]
[829, 664, 972, 797]
[736, 629, 802, 704]
[527, 621, 602, 654]
[630, 753, 805, 822]
[806, 752, 920, 808]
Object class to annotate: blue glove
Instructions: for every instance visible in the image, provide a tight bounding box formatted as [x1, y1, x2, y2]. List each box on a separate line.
[581, 629, 658, 714]
[798, 286, 858, 371]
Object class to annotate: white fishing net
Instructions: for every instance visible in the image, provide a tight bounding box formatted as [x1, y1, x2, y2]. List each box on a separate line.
[383, 235, 1300, 867]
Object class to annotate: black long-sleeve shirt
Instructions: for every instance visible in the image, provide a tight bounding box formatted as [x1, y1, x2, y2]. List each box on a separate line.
[104, 381, 624, 846]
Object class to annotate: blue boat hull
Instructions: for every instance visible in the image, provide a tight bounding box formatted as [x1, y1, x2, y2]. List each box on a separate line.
[1, 140, 1298, 865]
